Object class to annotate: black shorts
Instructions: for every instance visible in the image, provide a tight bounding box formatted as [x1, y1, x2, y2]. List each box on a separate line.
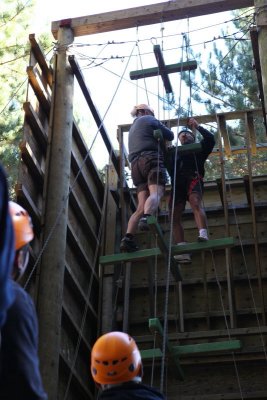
[131, 152, 168, 193]
[169, 173, 204, 207]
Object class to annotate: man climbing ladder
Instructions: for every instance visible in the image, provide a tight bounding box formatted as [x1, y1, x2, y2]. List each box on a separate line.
[167, 117, 215, 263]
[120, 104, 174, 253]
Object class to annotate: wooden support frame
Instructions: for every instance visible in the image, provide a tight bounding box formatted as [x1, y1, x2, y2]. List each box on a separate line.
[51, 0, 254, 39]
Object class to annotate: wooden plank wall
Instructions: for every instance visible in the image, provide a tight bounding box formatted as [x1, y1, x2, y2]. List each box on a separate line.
[103, 177, 267, 399]
[17, 35, 104, 399]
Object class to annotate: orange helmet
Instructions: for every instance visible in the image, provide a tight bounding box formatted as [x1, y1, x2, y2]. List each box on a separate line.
[91, 331, 142, 385]
[9, 201, 34, 250]
[131, 104, 154, 117]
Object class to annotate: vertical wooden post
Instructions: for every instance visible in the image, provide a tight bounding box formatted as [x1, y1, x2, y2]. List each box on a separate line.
[255, 0, 267, 122]
[216, 117, 236, 328]
[245, 112, 266, 325]
[37, 26, 74, 398]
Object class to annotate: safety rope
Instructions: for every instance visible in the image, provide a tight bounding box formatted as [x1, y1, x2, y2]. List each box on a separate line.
[160, 33, 187, 392]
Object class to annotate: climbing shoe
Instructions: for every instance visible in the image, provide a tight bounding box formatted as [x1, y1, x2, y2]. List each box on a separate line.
[198, 231, 209, 242]
[120, 236, 139, 252]
[174, 253, 192, 264]
[173, 242, 192, 264]
[138, 216, 150, 232]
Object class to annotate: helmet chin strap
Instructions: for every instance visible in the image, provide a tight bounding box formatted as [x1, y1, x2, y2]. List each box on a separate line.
[12, 246, 29, 282]
[101, 376, 142, 390]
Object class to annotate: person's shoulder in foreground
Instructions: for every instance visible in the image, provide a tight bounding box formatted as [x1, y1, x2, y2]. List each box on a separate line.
[99, 381, 166, 399]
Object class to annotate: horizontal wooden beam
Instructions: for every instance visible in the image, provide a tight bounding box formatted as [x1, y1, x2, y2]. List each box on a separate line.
[119, 108, 263, 132]
[19, 141, 44, 188]
[15, 183, 42, 234]
[99, 237, 235, 265]
[27, 66, 51, 116]
[130, 60, 197, 81]
[171, 237, 235, 255]
[168, 143, 202, 156]
[29, 33, 53, 87]
[52, 0, 253, 38]
[173, 339, 242, 355]
[99, 247, 162, 265]
[23, 101, 48, 154]
[140, 348, 162, 359]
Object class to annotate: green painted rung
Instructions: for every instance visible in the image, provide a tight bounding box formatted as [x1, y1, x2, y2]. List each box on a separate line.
[149, 317, 164, 335]
[99, 247, 162, 265]
[171, 237, 235, 255]
[141, 348, 162, 359]
[173, 340, 242, 356]
[168, 143, 202, 155]
[147, 216, 168, 253]
[147, 216, 182, 282]
[130, 60, 197, 80]
[149, 318, 184, 380]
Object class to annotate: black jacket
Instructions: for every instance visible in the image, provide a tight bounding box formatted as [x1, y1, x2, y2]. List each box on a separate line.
[167, 125, 215, 180]
[98, 382, 166, 399]
[0, 281, 47, 399]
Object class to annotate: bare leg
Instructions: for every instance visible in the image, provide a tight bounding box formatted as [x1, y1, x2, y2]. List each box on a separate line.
[172, 202, 185, 243]
[188, 192, 207, 230]
[144, 184, 165, 215]
[126, 190, 149, 234]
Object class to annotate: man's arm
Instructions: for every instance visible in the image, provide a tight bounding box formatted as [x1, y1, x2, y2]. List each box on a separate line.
[151, 117, 174, 141]
[188, 118, 215, 154]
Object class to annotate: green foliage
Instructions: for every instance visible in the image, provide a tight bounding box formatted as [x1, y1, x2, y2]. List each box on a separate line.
[0, 0, 34, 193]
[0, 0, 53, 195]
[182, 9, 267, 180]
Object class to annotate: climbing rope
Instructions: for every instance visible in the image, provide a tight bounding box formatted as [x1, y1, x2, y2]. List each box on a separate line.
[160, 32, 187, 392]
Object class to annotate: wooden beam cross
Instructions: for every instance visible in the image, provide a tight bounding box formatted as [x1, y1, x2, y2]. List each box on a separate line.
[130, 44, 197, 94]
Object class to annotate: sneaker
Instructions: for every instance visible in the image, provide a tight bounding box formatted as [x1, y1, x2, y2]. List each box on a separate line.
[173, 242, 192, 264]
[174, 253, 192, 264]
[198, 232, 209, 242]
[120, 236, 139, 252]
[138, 216, 150, 232]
